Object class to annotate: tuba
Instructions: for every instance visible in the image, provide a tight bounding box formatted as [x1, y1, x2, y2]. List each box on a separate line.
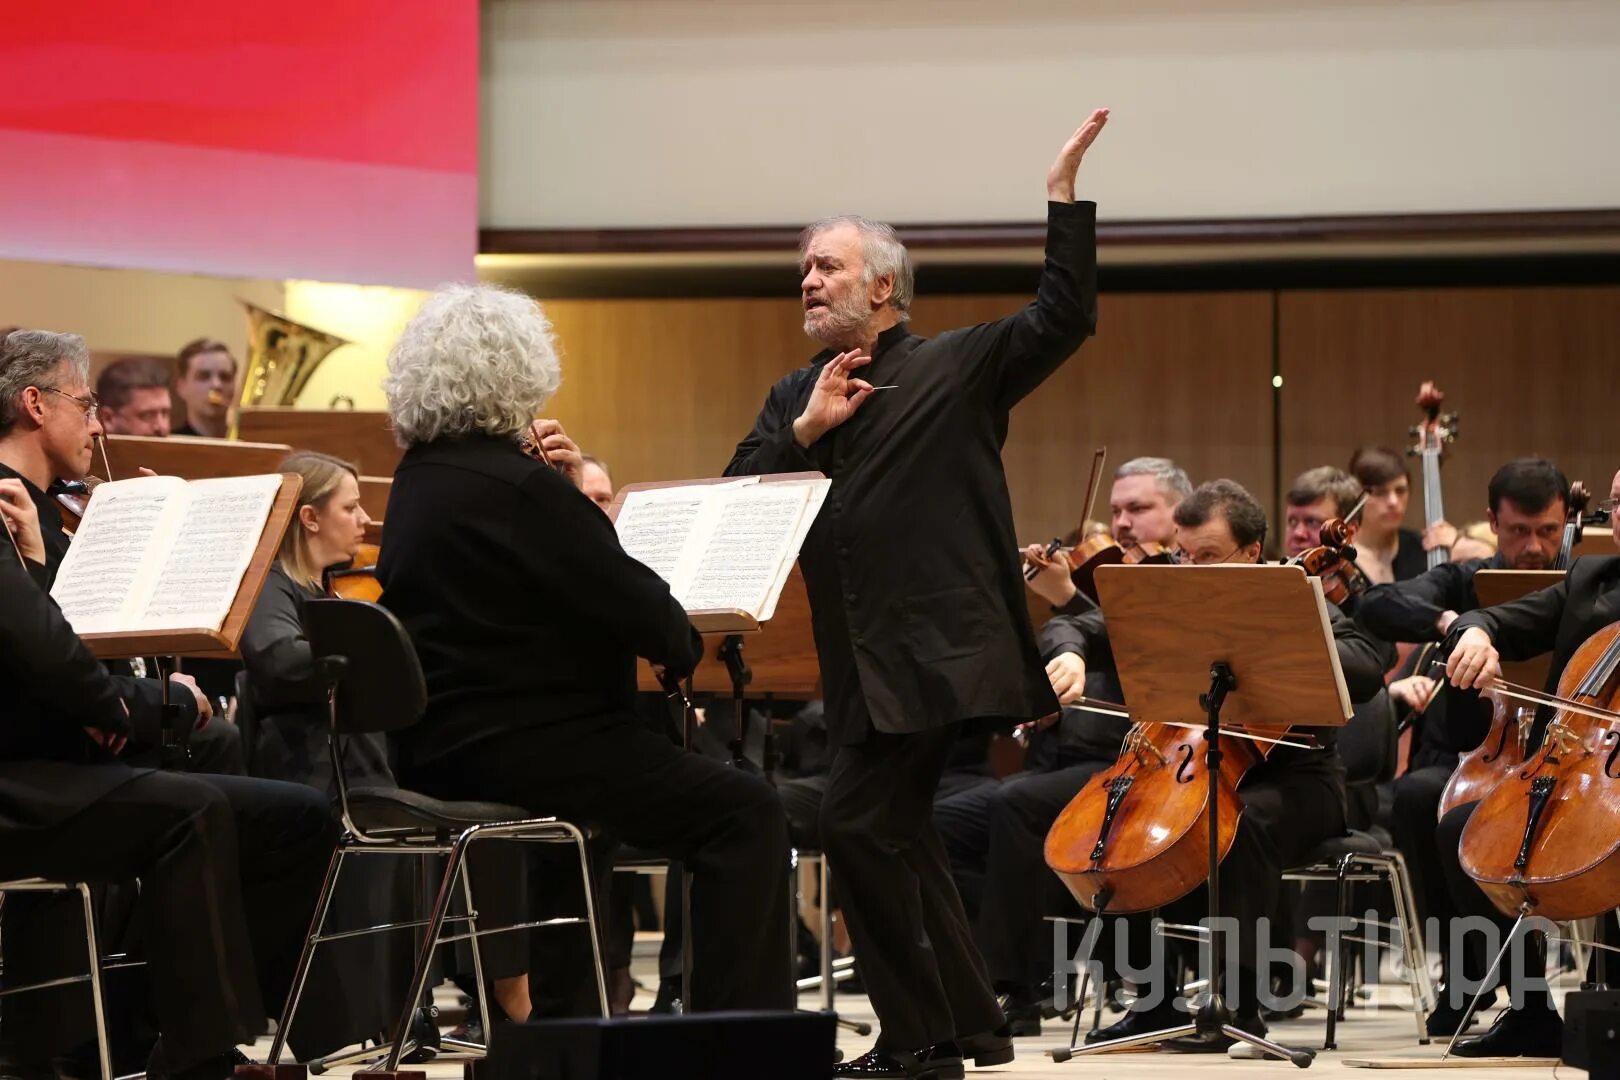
[229, 301, 350, 437]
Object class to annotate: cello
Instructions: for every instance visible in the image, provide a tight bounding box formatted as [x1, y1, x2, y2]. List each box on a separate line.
[1040, 523, 1357, 913]
[1456, 620, 1620, 921]
[1437, 481, 1593, 818]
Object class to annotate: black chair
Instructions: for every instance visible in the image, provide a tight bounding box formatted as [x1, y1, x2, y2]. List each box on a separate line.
[1281, 689, 1433, 1049]
[266, 598, 607, 1072]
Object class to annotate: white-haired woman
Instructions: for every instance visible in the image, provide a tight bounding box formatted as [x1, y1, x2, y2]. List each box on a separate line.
[377, 285, 792, 1015]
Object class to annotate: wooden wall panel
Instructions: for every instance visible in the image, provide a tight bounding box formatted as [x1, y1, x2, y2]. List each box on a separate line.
[540, 292, 1275, 545]
[1278, 286, 1620, 534]
[910, 292, 1275, 544]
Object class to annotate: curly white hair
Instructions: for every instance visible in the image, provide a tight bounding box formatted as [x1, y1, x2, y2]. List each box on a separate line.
[384, 284, 562, 446]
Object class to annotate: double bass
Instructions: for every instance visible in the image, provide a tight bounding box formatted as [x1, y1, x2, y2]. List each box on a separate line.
[1040, 523, 1355, 913]
[1457, 620, 1620, 920]
[1437, 481, 1592, 818]
[1408, 381, 1460, 570]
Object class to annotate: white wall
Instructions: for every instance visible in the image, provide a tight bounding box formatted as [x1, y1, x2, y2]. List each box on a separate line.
[482, 0, 1620, 228]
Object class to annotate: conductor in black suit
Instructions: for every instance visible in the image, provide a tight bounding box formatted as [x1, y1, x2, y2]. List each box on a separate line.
[725, 109, 1110, 1078]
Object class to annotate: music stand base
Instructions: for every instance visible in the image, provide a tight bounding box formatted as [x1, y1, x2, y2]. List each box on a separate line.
[1050, 1009, 1315, 1068]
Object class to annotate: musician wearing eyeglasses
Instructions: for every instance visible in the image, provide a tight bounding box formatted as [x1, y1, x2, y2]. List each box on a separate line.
[1081, 480, 1392, 1052]
[0, 420, 338, 1080]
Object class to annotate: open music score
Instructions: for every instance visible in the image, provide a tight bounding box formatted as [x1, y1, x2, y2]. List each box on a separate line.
[611, 472, 829, 633]
[612, 469, 829, 693]
[51, 473, 301, 658]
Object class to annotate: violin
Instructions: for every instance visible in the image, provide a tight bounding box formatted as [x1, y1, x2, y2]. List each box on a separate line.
[1067, 535, 1174, 605]
[1554, 481, 1591, 571]
[1044, 703, 1310, 914]
[324, 543, 382, 602]
[55, 436, 117, 534]
[1024, 447, 1108, 582]
[1408, 381, 1460, 571]
[1457, 619, 1620, 920]
[1286, 506, 1370, 608]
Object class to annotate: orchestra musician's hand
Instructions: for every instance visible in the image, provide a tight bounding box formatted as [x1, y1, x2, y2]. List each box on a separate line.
[1435, 609, 1460, 635]
[84, 701, 130, 756]
[1023, 543, 1078, 607]
[1388, 674, 1440, 713]
[0, 478, 47, 564]
[1446, 627, 1502, 690]
[170, 673, 213, 727]
[1422, 520, 1459, 554]
[1046, 107, 1110, 203]
[529, 419, 584, 487]
[792, 350, 873, 448]
[1046, 652, 1087, 704]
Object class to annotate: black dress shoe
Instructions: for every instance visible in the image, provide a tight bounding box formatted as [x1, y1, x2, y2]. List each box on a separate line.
[1450, 1005, 1563, 1058]
[1163, 1011, 1268, 1053]
[832, 1042, 965, 1079]
[1084, 1000, 1182, 1044]
[1002, 1001, 1042, 1037]
[956, 1025, 1015, 1066]
[1425, 984, 1498, 1037]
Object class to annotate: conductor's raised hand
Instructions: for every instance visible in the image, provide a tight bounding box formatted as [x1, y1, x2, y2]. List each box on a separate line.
[1047, 107, 1110, 203]
[792, 350, 873, 448]
[530, 419, 584, 488]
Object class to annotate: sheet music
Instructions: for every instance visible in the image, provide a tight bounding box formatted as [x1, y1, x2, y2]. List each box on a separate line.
[614, 475, 828, 621]
[684, 486, 811, 614]
[614, 485, 730, 582]
[140, 474, 282, 631]
[51, 476, 189, 635]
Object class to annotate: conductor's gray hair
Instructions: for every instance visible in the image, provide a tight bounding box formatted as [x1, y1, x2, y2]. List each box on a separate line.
[1116, 457, 1193, 502]
[0, 330, 91, 437]
[384, 284, 562, 447]
[800, 215, 914, 319]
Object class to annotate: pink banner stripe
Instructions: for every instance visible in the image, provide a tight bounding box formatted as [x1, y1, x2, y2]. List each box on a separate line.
[0, 127, 475, 288]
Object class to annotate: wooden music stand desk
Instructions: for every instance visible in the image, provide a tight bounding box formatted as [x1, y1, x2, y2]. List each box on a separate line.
[1054, 564, 1351, 1067]
[1474, 569, 1565, 690]
[103, 434, 292, 480]
[77, 473, 303, 660]
[611, 475, 823, 699]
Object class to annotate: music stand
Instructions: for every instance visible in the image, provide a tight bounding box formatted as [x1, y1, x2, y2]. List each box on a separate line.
[611, 476, 841, 1021]
[1050, 564, 1352, 1069]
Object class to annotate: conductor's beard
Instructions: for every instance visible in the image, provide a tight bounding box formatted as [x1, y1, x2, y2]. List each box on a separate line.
[803, 290, 874, 347]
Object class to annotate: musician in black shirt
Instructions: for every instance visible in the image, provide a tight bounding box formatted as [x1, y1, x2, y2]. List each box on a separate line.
[1355, 458, 1569, 1034]
[377, 284, 793, 1015]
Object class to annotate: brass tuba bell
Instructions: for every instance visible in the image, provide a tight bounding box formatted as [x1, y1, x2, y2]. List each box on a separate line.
[230, 301, 350, 436]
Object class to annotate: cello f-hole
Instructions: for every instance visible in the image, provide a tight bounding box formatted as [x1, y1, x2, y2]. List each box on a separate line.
[1604, 730, 1620, 780]
[1174, 743, 1196, 784]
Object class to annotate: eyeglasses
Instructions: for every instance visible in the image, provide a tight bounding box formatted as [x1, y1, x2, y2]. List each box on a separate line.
[39, 386, 101, 421]
[1169, 544, 1246, 566]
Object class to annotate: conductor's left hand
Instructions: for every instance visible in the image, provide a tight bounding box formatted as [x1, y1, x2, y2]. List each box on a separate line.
[1047, 108, 1110, 203]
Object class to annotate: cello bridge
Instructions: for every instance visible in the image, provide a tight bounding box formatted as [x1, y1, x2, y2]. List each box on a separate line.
[1124, 724, 1167, 767]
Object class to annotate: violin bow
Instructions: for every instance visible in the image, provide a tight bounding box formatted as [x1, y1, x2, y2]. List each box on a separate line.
[1038, 695, 1318, 750]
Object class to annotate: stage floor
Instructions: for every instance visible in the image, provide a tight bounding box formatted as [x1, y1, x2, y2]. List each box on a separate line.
[256, 971, 1571, 1080]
